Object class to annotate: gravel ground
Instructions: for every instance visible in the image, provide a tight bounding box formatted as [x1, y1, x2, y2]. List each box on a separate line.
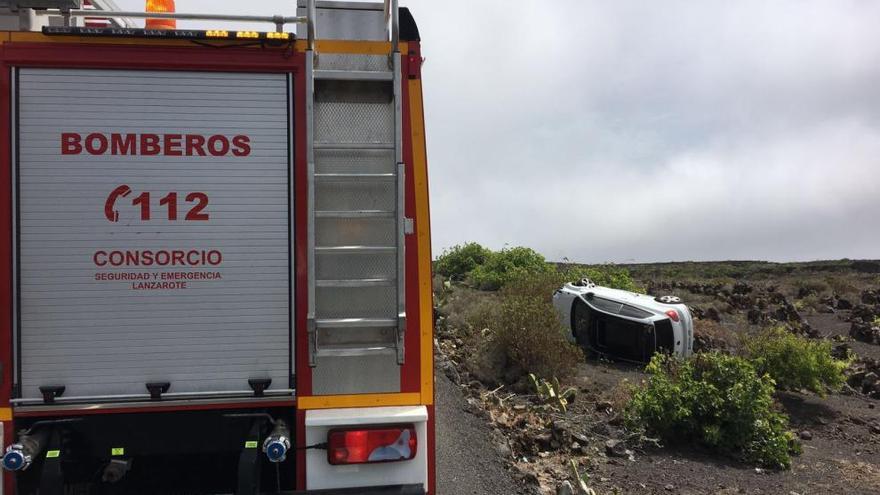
[435, 371, 526, 495]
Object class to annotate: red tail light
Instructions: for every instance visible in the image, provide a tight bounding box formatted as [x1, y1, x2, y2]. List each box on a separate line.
[665, 309, 680, 322]
[327, 425, 417, 465]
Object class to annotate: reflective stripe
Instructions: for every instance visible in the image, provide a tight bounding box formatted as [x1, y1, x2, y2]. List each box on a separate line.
[0, 408, 11, 421]
[408, 79, 433, 406]
[298, 392, 420, 410]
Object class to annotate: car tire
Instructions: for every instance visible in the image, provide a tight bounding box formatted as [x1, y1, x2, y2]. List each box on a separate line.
[654, 295, 683, 304]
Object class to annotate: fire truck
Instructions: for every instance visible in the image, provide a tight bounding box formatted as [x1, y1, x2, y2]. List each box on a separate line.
[0, 1, 434, 493]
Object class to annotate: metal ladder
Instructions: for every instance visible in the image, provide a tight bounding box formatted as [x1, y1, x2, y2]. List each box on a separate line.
[305, 0, 406, 367]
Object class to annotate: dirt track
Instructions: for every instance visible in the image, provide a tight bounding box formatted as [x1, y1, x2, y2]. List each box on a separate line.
[435, 371, 527, 494]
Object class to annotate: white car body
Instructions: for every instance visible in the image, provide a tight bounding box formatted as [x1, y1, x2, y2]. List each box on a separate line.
[553, 280, 694, 362]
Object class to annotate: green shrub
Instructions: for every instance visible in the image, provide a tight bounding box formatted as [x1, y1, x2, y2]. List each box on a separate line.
[559, 265, 643, 293]
[469, 246, 553, 290]
[490, 294, 583, 381]
[434, 242, 492, 281]
[626, 353, 799, 469]
[743, 327, 849, 396]
[466, 272, 583, 383]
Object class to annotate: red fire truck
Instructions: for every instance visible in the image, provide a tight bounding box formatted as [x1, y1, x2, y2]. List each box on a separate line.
[0, 1, 434, 493]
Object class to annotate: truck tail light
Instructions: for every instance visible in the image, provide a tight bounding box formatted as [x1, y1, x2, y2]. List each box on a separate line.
[145, 0, 177, 30]
[665, 310, 680, 322]
[327, 425, 417, 465]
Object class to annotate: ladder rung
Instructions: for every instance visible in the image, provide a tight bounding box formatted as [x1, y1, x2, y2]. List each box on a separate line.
[315, 346, 397, 358]
[316, 278, 395, 288]
[315, 173, 396, 180]
[315, 210, 394, 218]
[315, 69, 394, 81]
[316, 318, 397, 328]
[314, 142, 395, 150]
[316, 246, 396, 254]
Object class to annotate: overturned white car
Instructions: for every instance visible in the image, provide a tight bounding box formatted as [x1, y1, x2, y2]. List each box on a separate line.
[553, 279, 694, 362]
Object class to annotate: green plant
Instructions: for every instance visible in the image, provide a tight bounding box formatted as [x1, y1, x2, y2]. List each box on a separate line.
[625, 353, 799, 469]
[559, 264, 643, 293]
[434, 242, 492, 281]
[468, 289, 583, 383]
[569, 459, 597, 495]
[469, 246, 552, 290]
[528, 374, 577, 412]
[873, 316, 880, 328]
[743, 327, 850, 396]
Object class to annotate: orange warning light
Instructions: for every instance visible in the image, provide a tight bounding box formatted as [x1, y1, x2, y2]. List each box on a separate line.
[145, 0, 176, 30]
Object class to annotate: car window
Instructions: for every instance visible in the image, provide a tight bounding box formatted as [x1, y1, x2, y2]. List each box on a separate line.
[618, 304, 652, 319]
[587, 296, 623, 314]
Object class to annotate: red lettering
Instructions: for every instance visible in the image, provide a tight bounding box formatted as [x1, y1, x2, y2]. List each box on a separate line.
[207, 135, 230, 156]
[232, 135, 251, 157]
[185, 193, 210, 221]
[208, 250, 222, 265]
[62, 133, 83, 155]
[164, 134, 183, 156]
[155, 251, 170, 266]
[109, 251, 125, 266]
[125, 251, 140, 266]
[93, 251, 107, 266]
[111, 134, 137, 155]
[85, 133, 109, 155]
[140, 134, 161, 155]
[171, 250, 185, 265]
[187, 250, 201, 265]
[185, 135, 206, 156]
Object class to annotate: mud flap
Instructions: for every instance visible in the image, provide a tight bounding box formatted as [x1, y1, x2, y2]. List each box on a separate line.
[38, 429, 64, 495]
[237, 419, 265, 495]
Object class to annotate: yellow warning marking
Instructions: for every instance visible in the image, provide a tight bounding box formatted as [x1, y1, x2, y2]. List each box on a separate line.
[244, 440, 258, 449]
[298, 392, 422, 410]
[0, 407, 11, 421]
[46, 450, 60, 458]
[409, 78, 435, 406]
[111, 447, 125, 456]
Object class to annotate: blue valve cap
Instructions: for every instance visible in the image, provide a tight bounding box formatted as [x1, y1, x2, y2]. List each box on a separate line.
[264, 440, 288, 463]
[2, 450, 26, 471]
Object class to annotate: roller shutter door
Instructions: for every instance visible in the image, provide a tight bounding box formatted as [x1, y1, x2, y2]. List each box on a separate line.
[15, 68, 292, 401]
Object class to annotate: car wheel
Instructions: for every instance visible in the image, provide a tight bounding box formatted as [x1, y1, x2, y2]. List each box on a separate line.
[655, 295, 683, 304]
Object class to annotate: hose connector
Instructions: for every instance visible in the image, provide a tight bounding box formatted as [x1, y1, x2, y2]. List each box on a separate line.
[2, 445, 29, 471]
[263, 419, 291, 463]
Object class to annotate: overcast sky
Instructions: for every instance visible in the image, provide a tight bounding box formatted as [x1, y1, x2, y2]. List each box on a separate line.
[113, 1, 880, 263]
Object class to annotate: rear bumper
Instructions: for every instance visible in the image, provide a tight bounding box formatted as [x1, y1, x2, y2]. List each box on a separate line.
[290, 485, 425, 494]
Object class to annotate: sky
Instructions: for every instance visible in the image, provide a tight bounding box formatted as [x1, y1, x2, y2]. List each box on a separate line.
[112, 1, 880, 263]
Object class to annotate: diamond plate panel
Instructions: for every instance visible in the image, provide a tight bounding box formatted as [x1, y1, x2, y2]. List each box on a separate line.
[315, 285, 396, 319]
[317, 326, 396, 347]
[315, 149, 395, 174]
[315, 217, 395, 247]
[312, 353, 399, 395]
[315, 81, 393, 144]
[316, 54, 390, 72]
[316, 179, 395, 212]
[316, 251, 395, 280]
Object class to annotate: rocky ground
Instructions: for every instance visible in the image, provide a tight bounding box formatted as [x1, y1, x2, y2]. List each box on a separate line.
[435, 262, 880, 494]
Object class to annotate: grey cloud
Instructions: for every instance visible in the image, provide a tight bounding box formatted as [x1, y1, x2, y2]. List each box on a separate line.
[113, 0, 880, 262]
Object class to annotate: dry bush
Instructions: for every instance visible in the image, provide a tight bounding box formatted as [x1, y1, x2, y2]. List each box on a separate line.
[693, 319, 739, 353]
[466, 291, 583, 386]
[437, 286, 497, 337]
[825, 275, 858, 298]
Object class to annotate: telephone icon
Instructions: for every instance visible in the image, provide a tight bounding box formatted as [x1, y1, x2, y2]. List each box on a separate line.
[105, 185, 132, 223]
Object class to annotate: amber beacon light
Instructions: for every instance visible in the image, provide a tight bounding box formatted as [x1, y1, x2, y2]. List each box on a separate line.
[145, 0, 177, 30]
